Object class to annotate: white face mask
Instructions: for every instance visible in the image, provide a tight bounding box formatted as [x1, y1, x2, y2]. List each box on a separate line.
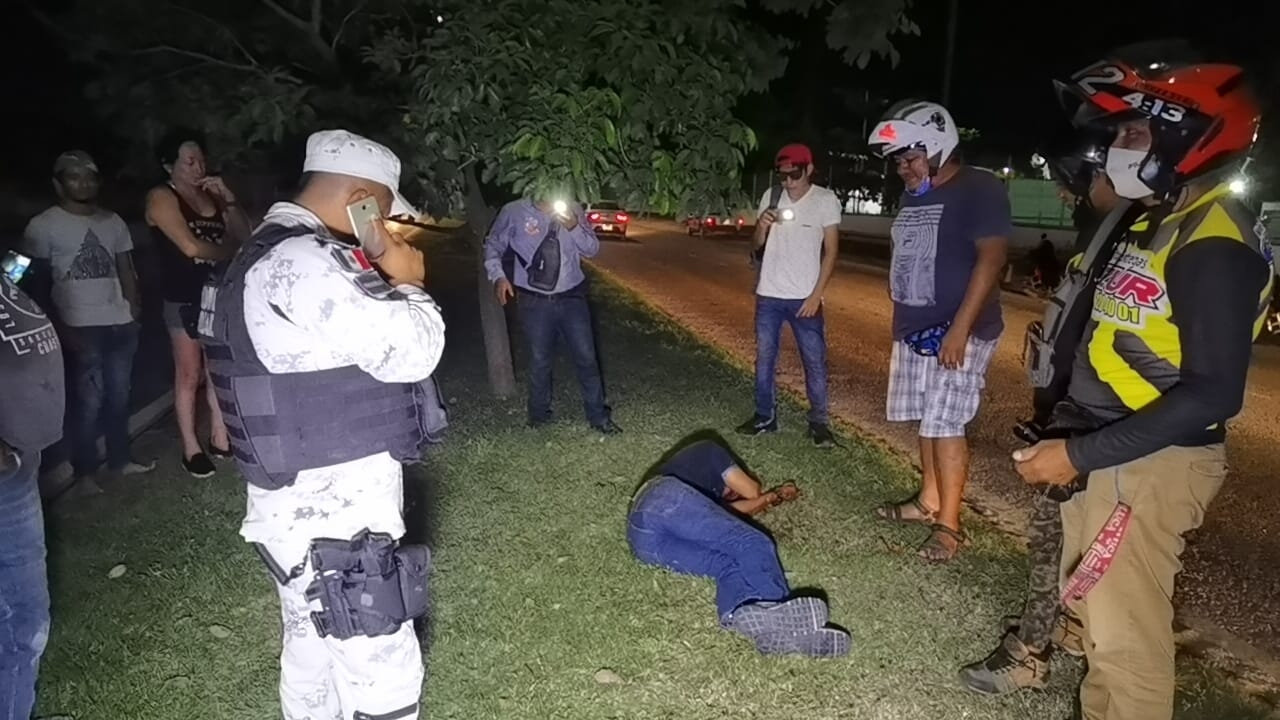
[1105, 147, 1155, 199]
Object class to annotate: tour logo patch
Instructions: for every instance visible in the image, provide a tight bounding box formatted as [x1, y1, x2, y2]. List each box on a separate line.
[1093, 249, 1167, 327]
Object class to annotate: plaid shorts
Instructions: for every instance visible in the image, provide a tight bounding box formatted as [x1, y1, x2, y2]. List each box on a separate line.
[886, 336, 998, 438]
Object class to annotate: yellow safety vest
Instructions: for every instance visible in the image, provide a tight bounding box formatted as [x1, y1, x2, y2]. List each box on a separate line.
[1068, 183, 1275, 422]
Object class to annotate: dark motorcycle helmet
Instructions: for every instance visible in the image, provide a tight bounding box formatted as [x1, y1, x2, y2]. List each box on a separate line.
[1040, 123, 1112, 199]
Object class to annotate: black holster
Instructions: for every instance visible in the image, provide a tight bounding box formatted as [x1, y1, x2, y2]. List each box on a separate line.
[303, 529, 431, 640]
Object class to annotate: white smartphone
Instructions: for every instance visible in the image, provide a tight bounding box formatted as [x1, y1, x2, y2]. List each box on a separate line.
[345, 198, 386, 259]
[2, 250, 32, 284]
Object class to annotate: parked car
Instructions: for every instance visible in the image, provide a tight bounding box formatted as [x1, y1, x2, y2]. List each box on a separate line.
[685, 212, 750, 237]
[585, 201, 631, 239]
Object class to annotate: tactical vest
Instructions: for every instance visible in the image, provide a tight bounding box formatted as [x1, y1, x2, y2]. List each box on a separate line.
[199, 222, 446, 491]
[1068, 184, 1275, 425]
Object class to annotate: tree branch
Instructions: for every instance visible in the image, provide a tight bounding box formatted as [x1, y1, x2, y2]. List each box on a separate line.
[259, 0, 311, 33]
[131, 45, 263, 74]
[331, 0, 370, 51]
[260, 0, 339, 68]
[168, 2, 261, 67]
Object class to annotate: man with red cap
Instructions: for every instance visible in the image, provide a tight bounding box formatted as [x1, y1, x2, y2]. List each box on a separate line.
[737, 143, 842, 448]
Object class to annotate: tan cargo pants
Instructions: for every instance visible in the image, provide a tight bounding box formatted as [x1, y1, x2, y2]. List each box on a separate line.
[1059, 443, 1227, 720]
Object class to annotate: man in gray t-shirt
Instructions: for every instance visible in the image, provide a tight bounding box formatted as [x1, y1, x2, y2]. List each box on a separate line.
[22, 151, 154, 492]
[867, 100, 1010, 562]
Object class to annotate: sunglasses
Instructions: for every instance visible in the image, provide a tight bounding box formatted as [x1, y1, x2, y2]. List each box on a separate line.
[776, 167, 805, 181]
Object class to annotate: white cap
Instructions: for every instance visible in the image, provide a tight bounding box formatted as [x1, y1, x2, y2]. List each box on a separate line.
[303, 129, 419, 218]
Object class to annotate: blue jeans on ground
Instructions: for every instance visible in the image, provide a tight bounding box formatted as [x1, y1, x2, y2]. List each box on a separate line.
[627, 477, 789, 619]
[516, 286, 609, 426]
[754, 296, 828, 424]
[65, 322, 139, 476]
[0, 450, 51, 720]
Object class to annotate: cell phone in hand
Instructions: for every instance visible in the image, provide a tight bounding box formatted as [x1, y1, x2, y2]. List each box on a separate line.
[2, 251, 32, 284]
[345, 198, 386, 259]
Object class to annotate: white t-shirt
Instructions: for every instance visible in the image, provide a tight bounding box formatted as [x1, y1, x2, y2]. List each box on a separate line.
[755, 184, 843, 300]
[22, 206, 135, 327]
[238, 202, 447, 567]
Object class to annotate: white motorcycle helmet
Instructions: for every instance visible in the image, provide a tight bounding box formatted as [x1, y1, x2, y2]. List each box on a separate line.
[867, 100, 960, 171]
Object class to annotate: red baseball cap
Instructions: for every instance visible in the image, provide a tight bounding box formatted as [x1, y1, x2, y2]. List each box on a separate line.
[775, 143, 813, 168]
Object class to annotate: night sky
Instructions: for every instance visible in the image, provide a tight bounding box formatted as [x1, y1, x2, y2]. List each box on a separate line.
[1, 0, 1276, 189]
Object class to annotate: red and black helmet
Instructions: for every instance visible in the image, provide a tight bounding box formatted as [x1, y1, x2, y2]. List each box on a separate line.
[1054, 39, 1261, 199]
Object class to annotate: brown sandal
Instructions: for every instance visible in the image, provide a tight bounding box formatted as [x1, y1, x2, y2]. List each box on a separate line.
[917, 524, 966, 563]
[874, 496, 938, 526]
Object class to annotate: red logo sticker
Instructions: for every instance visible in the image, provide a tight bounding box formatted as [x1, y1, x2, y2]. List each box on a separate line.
[1101, 269, 1164, 309]
[878, 123, 897, 141]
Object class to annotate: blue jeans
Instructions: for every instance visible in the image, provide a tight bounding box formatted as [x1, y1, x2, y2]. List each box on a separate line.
[65, 323, 139, 476]
[516, 287, 609, 426]
[754, 296, 828, 424]
[0, 450, 50, 720]
[627, 478, 789, 619]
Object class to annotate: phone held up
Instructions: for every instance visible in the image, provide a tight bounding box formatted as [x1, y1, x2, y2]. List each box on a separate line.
[345, 198, 387, 260]
[2, 250, 32, 284]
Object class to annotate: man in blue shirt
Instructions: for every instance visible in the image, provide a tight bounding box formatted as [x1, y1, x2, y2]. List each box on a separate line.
[867, 100, 1010, 563]
[483, 197, 620, 433]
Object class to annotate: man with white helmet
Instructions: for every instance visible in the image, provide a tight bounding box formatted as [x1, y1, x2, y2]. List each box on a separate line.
[200, 129, 446, 720]
[867, 101, 1011, 562]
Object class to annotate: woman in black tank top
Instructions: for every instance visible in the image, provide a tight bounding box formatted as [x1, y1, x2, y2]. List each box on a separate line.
[144, 130, 248, 478]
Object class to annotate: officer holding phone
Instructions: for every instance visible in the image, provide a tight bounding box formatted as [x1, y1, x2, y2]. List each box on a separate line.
[199, 129, 445, 720]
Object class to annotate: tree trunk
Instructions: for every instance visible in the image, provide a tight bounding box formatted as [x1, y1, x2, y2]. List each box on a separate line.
[464, 166, 517, 399]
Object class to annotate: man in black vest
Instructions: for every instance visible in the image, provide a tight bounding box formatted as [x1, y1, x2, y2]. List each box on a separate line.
[0, 268, 65, 719]
[201, 130, 444, 720]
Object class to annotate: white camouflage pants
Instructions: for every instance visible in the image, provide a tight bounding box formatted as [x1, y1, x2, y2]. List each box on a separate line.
[272, 550, 424, 720]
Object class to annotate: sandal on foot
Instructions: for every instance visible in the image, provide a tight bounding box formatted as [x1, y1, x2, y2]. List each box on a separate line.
[918, 524, 966, 563]
[874, 496, 938, 525]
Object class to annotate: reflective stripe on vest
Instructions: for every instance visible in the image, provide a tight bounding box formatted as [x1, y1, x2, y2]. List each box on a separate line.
[1068, 183, 1275, 422]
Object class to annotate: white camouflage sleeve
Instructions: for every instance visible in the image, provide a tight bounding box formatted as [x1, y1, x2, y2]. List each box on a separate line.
[255, 240, 446, 383]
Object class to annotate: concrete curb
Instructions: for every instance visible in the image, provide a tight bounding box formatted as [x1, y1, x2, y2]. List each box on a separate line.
[40, 390, 175, 499]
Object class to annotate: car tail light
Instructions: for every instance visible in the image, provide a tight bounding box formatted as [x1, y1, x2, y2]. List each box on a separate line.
[705, 217, 716, 225]
[588, 212, 600, 221]
[615, 212, 629, 222]
[736, 217, 745, 226]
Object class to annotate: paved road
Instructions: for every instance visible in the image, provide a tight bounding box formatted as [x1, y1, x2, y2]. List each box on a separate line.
[593, 220, 1280, 659]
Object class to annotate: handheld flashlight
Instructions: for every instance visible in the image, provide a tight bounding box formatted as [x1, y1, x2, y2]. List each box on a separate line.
[779, 208, 795, 222]
[552, 200, 568, 216]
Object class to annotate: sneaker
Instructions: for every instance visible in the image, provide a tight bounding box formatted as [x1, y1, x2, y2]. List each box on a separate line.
[722, 596, 828, 637]
[592, 420, 623, 435]
[957, 632, 1050, 695]
[755, 627, 851, 658]
[807, 422, 835, 449]
[735, 414, 779, 436]
[182, 452, 217, 479]
[67, 474, 106, 497]
[116, 460, 157, 476]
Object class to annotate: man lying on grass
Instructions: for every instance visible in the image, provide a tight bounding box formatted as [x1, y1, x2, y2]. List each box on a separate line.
[627, 438, 850, 657]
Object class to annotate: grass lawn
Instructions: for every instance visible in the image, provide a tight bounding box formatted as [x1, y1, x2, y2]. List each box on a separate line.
[35, 237, 1268, 719]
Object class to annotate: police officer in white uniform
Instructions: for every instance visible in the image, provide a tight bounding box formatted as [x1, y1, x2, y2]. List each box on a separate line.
[200, 130, 445, 720]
